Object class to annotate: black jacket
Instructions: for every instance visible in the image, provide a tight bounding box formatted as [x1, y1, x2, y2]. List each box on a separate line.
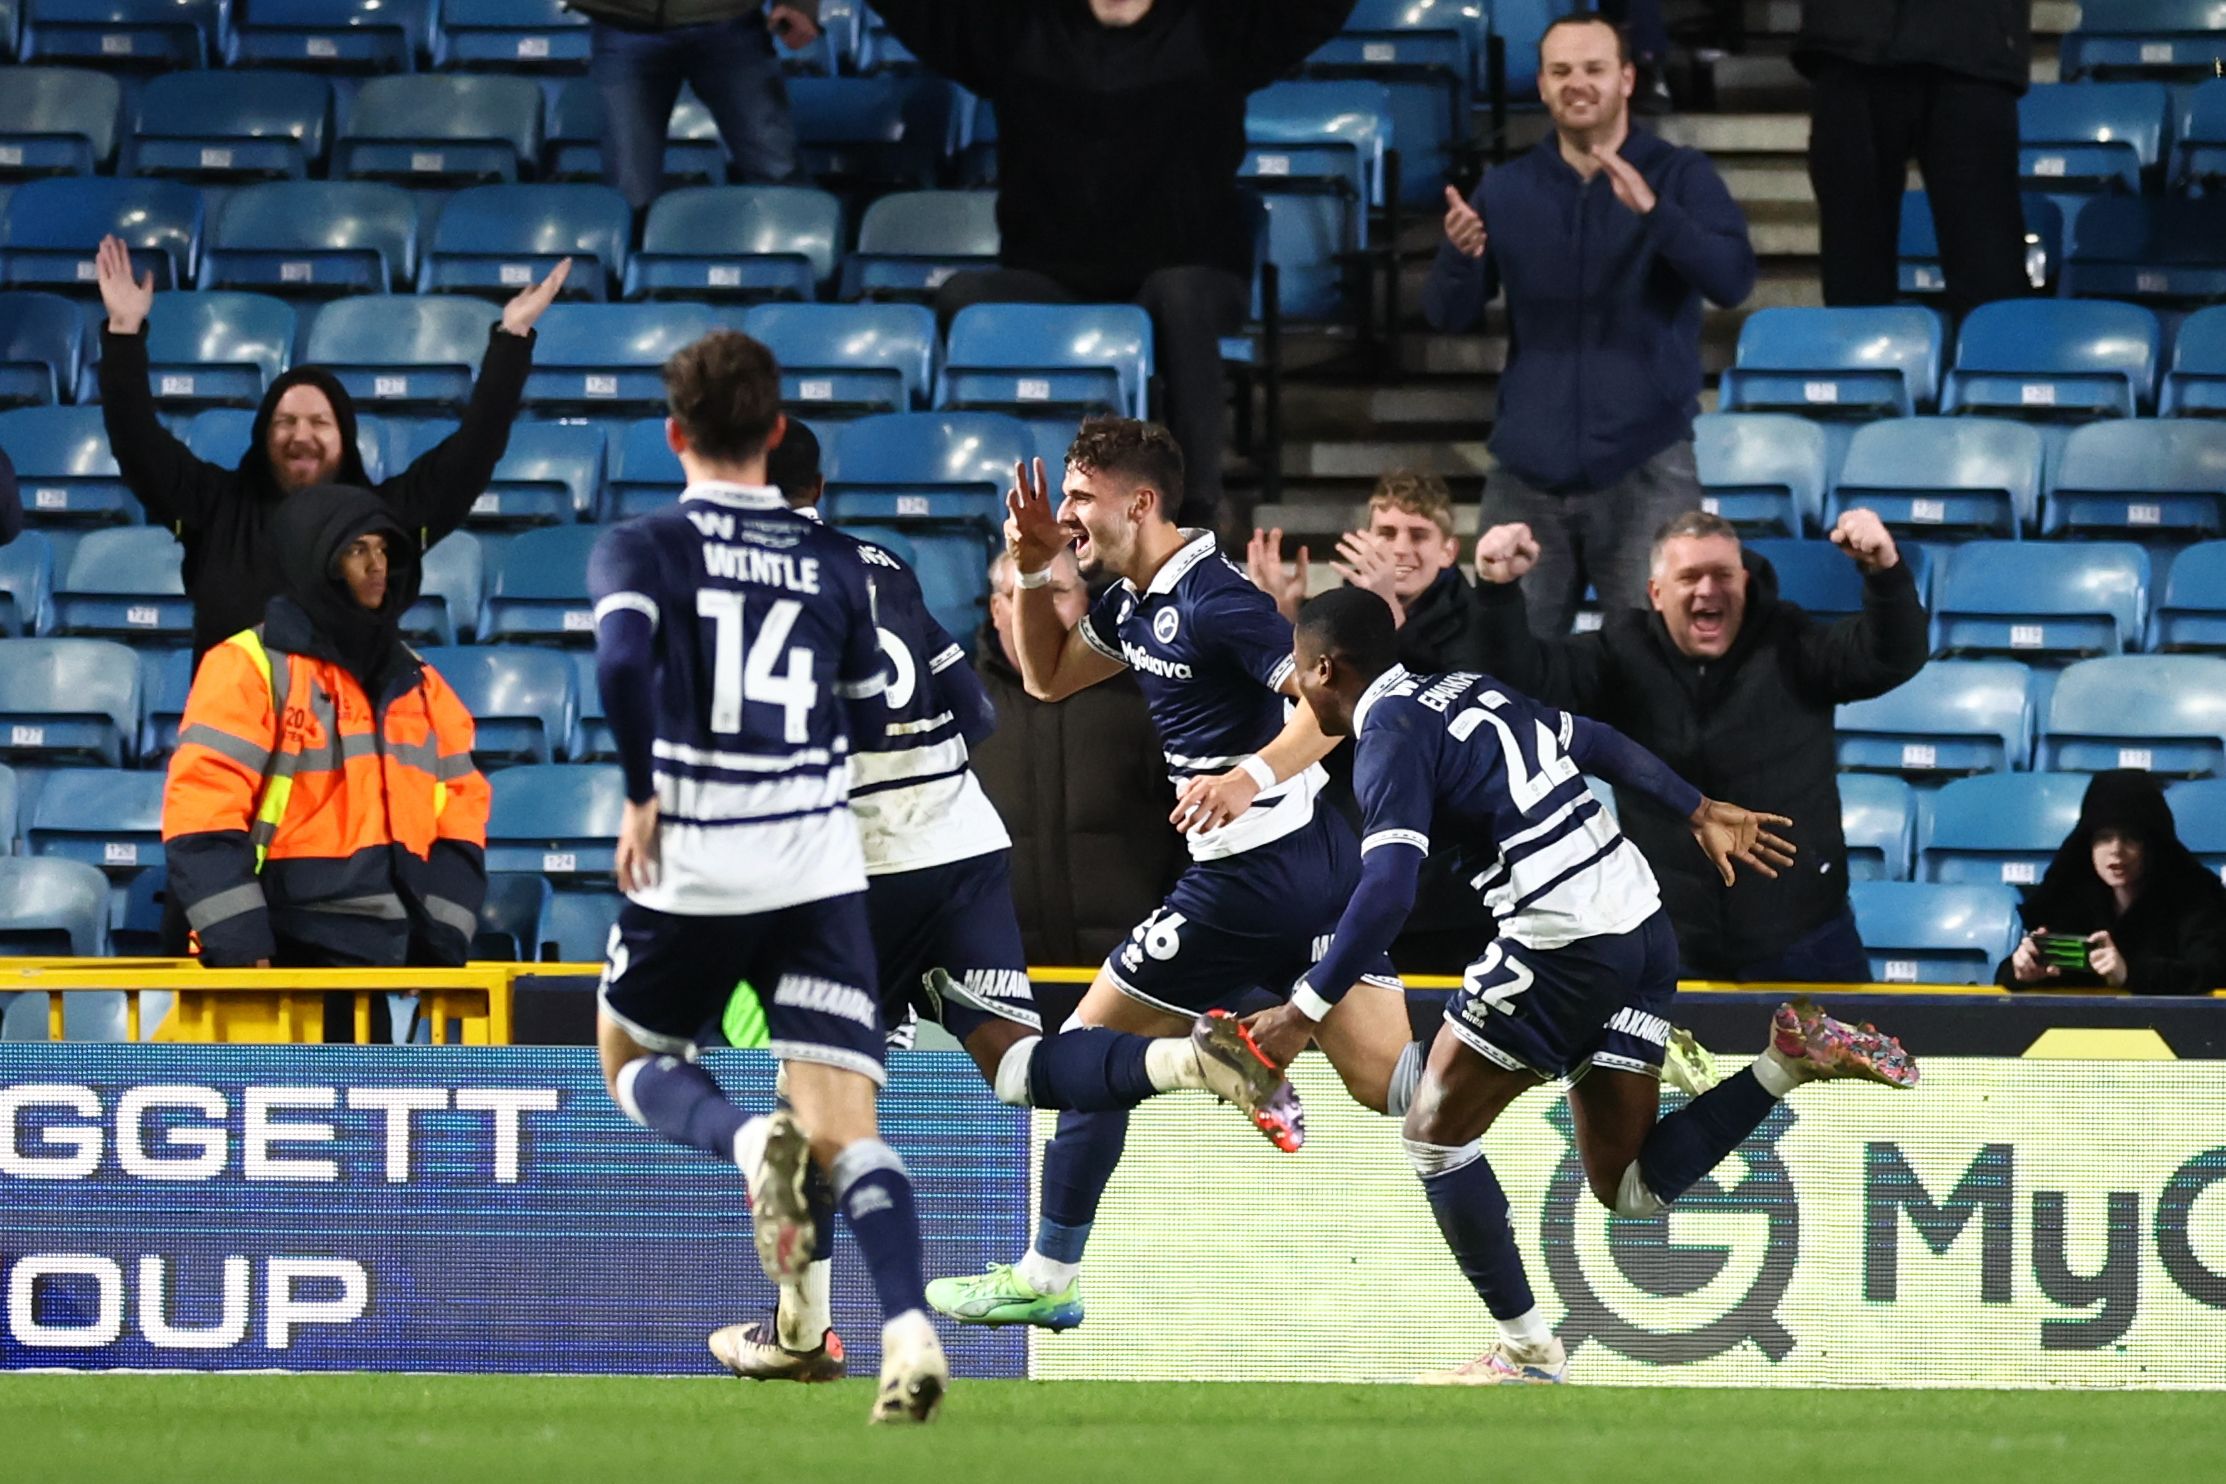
[1794, 0, 2033, 93]
[1397, 565, 1497, 675]
[1469, 551, 1931, 971]
[867, 0, 1355, 297]
[970, 629, 1185, 970]
[98, 322, 533, 664]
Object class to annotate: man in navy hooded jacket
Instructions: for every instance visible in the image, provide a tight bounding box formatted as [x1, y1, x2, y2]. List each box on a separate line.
[1423, 13, 1755, 638]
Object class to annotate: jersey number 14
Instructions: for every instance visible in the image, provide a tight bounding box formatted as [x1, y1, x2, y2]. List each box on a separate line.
[698, 589, 819, 742]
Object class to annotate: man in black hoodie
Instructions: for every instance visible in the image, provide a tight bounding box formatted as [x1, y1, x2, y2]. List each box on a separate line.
[1469, 506, 1929, 983]
[863, 0, 1358, 529]
[93, 233, 566, 665]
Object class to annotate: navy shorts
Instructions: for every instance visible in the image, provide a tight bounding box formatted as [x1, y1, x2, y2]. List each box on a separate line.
[599, 893, 887, 1085]
[866, 850, 1038, 1044]
[1442, 910, 1679, 1081]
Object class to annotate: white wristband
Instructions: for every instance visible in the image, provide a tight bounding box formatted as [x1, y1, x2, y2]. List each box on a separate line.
[1291, 981, 1335, 1023]
[1238, 754, 1277, 790]
[1014, 564, 1053, 589]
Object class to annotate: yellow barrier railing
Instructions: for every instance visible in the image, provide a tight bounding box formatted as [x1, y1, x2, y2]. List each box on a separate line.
[0, 959, 532, 1044]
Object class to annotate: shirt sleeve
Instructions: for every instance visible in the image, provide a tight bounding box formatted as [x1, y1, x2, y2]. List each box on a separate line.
[1293, 719, 1431, 1019]
[587, 525, 664, 804]
[586, 522, 663, 634]
[1354, 714, 1436, 859]
[1078, 583, 1129, 666]
[1203, 583, 1299, 693]
[837, 561, 890, 703]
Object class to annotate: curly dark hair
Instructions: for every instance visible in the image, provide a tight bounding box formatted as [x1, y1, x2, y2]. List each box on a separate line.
[1065, 415, 1184, 515]
[663, 330, 782, 465]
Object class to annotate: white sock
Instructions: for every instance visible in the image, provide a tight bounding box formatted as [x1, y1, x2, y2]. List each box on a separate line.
[1144, 1035, 1207, 1092]
[1495, 1305, 1556, 1351]
[777, 1260, 832, 1351]
[732, 1114, 769, 1175]
[882, 1307, 936, 1351]
[1015, 1248, 1080, 1294]
[1751, 1048, 1802, 1099]
[993, 1035, 1041, 1106]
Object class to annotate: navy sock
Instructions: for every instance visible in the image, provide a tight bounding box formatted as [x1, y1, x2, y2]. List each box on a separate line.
[831, 1138, 928, 1320]
[1410, 1141, 1536, 1321]
[1035, 1108, 1128, 1263]
[1636, 1067, 1779, 1204]
[615, 1055, 750, 1162]
[1027, 1028, 1159, 1111]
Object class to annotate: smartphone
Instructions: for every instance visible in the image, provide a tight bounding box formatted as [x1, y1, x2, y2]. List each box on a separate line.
[2035, 933, 2092, 972]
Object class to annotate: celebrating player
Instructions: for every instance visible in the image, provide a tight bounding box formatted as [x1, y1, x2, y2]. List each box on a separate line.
[585, 330, 945, 1425]
[1245, 589, 1919, 1384]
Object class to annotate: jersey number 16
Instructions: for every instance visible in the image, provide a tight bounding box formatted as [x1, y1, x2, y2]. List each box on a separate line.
[698, 589, 819, 742]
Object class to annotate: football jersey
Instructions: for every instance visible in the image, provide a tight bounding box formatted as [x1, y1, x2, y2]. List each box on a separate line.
[1077, 530, 1322, 861]
[1350, 664, 1661, 950]
[587, 483, 886, 916]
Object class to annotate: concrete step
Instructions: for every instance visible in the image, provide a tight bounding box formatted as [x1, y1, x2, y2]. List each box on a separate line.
[1281, 438, 1495, 480]
[1707, 52, 1810, 111]
[1720, 157, 1814, 204]
[1654, 111, 1807, 156]
[1741, 0, 2078, 37]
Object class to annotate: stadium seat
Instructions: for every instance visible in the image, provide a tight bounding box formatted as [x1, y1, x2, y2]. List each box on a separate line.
[303, 295, 498, 414]
[0, 856, 108, 955]
[779, 0, 853, 75]
[2149, 539, 2226, 652]
[110, 859, 167, 955]
[474, 871, 554, 962]
[2040, 654, 2226, 777]
[129, 69, 331, 182]
[1828, 416, 2043, 539]
[52, 526, 190, 641]
[852, 8, 920, 73]
[404, 530, 483, 646]
[839, 189, 998, 301]
[140, 291, 297, 411]
[939, 303, 1154, 422]
[1841, 773, 1916, 882]
[1257, 183, 1360, 325]
[1836, 660, 2035, 778]
[1917, 772, 2091, 888]
[136, 644, 188, 760]
[417, 645, 575, 767]
[1846, 880, 2021, 985]
[202, 181, 418, 295]
[2176, 75, 2226, 188]
[2168, 777, 2226, 879]
[433, 0, 590, 69]
[2044, 419, 2226, 538]
[0, 758, 14, 848]
[1934, 540, 2149, 660]
[1692, 413, 1827, 537]
[1746, 536, 1932, 624]
[1718, 307, 1944, 418]
[626, 186, 843, 303]
[2066, 195, 2226, 304]
[0, 289, 82, 408]
[0, 526, 50, 635]
[20, 0, 219, 68]
[233, 0, 432, 72]
[1243, 81, 1392, 253]
[184, 407, 390, 484]
[484, 763, 624, 883]
[458, 420, 605, 527]
[0, 64, 119, 175]
[1304, 0, 1474, 210]
[544, 78, 728, 186]
[0, 635, 139, 765]
[743, 301, 940, 417]
[1899, 190, 2058, 298]
[479, 524, 600, 644]
[787, 75, 954, 191]
[24, 765, 163, 889]
[605, 416, 684, 520]
[2061, 0, 2226, 80]
[0, 176, 201, 292]
[336, 74, 544, 187]
[0, 405, 134, 525]
[1942, 300, 2160, 419]
[2017, 81, 2170, 192]
[566, 647, 612, 762]
[423, 184, 630, 303]
[2160, 303, 2226, 416]
[545, 886, 621, 961]
[521, 301, 724, 416]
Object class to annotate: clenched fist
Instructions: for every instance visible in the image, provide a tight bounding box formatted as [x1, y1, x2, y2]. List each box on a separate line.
[1474, 522, 1541, 585]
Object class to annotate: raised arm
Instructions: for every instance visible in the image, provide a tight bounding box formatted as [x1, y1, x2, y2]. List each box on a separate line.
[1207, 0, 1360, 88]
[862, 0, 1012, 95]
[1467, 523, 1613, 711]
[1789, 509, 1931, 703]
[1592, 142, 1757, 309]
[1563, 712, 1797, 886]
[1007, 458, 1125, 702]
[94, 234, 225, 531]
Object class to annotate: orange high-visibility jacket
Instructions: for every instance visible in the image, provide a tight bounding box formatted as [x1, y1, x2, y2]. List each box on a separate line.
[162, 628, 491, 967]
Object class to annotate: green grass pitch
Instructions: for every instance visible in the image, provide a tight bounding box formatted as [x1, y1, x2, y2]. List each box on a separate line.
[5, 1376, 2222, 1483]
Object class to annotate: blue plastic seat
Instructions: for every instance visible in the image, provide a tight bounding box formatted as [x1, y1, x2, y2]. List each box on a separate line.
[840, 189, 998, 301]
[1244, 80, 1392, 243]
[606, 416, 684, 520]
[0, 760, 15, 850]
[479, 524, 601, 644]
[743, 301, 939, 417]
[940, 303, 1153, 422]
[0, 405, 133, 525]
[1840, 773, 1916, 882]
[2040, 654, 2226, 777]
[566, 647, 612, 762]
[485, 763, 624, 882]
[404, 530, 483, 646]
[234, 0, 432, 72]
[0, 526, 50, 634]
[1691, 413, 1827, 537]
[417, 645, 575, 767]
[2066, 195, 2226, 304]
[0, 64, 118, 174]
[464, 420, 605, 528]
[545, 886, 621, 961]
[2061, 0, 2226, 80]
[183, 407, 390, 484]
[2045, 419, 2226, 539]
[203, 181, 418, 295]
[1837, 660, 2035, 778]
[2017, 81, 2169, 191]
[0, 636, 139, 765]
[1258, 185, 1359, 325]
[2168, 777, 2226, 877]
[53, 526, 190, 640]
[852, 9, 920, 73]
[787, 75, 954, 191]
[1898, 190, 2059, 298]
[2161, 304, 2226, 417]
[1745, 536, 1932, 624]
[2150, 540, 2226, 652]
[2175, 76, 2226, 186]
[1847, 880, 2022, 985]
[24, 765, 163, 888]
[434, 0, 589, 69]
[544, 77, 728, 185]
[1942, 300, 2160, 419]
[136, 644, 189, 760]
[21, 0, 220, 68]
[0, 856, 109, 955]
[1305, 0, 1475, 209]
[1935, 540, 2149, 660]
[522, 301, 724, 415]
[303, 295, 497, 413]
[1719, 307, 1944, 417]
[1916, 773, 2091, 888]
[130, 69, 330, 182]
[424, 183, 630, 303]
[0, 290, 81, 407]
[1, 176, 201, 291]
[472, 870, 553, 961]
[336, 74, 544, 186]
[627, 186, 843, 303]
[779, 0, 853, 76]
[140, 292, 297, 411]
[1829, 416, 2043, 539]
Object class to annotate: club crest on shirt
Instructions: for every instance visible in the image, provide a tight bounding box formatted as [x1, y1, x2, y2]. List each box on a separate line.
[1152, 607, 1180, 644]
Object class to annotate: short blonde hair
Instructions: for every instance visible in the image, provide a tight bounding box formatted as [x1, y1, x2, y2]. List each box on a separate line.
[1367, 469, 1456, 539]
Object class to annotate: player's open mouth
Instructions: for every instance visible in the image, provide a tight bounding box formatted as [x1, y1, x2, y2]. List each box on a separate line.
[1067, 529, 1090, 561]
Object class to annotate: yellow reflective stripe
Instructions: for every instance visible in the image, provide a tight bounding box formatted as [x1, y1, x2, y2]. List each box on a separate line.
[433, 780, 449, 818]
[226, 629, 273, 695]
[250, 773, 294, 873]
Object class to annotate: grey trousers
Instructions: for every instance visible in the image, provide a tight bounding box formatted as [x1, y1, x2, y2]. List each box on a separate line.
[1480, 440, 1703, 637]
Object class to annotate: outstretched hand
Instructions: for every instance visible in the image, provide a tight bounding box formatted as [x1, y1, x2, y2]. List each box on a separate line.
[1592, 143, 1657, 215]
[1688, 798, 1796, 886]
[1242, 1002, 1317, 1071]
[1473, 522, 1541, 585]
[500, 257, 572, 336]
[1442, 184, 1487, 258]
[95, 234, 155, 335]
[1246, 527, 1309, 622]
[1005, 457, 1068, 573]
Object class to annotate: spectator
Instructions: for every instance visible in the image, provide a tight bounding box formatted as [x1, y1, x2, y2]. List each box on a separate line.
[574, 0, 823, 215]
[1423, 14, 1755, 637]
[163, 485, 489, 1040]
[1468, 508, 1927, 983]
[1795, 0, 2030, 318]
[94, 235, 565, 667]
[862, 0, 1359, 531]
[1999, 771, 2226, 996]
[971, 547, 1183, 982]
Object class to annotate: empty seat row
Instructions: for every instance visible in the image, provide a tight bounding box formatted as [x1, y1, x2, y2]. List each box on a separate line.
[2015, 77, 2226, 193]
[1842, 771, 2226, 886]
